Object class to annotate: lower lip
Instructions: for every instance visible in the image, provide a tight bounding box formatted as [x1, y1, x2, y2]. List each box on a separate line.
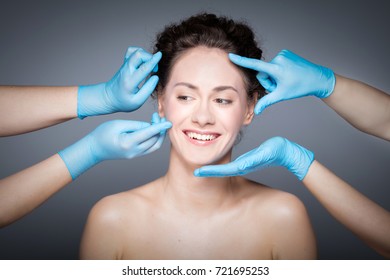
[183, 132, 219, 146]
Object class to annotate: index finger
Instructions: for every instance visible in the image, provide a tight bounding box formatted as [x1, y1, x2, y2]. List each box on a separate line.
[194, 162, 245, 177]
[126, 121, 172, 144]
[229, 53, 276, 75]
[130, 51, 162, 88]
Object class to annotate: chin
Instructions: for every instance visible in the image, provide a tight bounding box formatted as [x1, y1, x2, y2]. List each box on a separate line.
[170, 134, 234, 168]
[180, 149, 231, 168]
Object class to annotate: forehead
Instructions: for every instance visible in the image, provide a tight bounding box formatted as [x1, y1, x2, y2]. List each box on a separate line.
[167, 46, 246, 91]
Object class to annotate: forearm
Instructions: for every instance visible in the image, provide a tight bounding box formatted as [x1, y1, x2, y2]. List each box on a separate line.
[323, 75, 390, 140]
[0, 86, 78, 136]
[303, 160, 390, 257]
[0, 154, 72, 228]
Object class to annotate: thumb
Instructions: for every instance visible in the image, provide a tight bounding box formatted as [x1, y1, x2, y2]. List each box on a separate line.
[257, 72, 276, 92]
[254, 90, 283, 115]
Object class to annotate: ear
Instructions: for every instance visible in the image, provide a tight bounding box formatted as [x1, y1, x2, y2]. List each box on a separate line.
[157, 91, 165, 118]
[243, 92, 257, 126]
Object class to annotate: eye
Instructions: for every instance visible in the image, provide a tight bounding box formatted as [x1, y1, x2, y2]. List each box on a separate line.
[177, 95, 194, 102]
[214, 98, 232, 105]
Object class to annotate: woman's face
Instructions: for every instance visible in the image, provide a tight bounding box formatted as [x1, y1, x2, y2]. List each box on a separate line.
[159, 46, 255, 166]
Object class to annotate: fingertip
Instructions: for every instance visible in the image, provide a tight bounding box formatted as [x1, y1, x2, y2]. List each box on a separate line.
[228, 53, 241, 61]
[259, 79, 273, 92]
[193, 168, 211, 177]
[151, 52, 162, 65]
[153, 51, 162, 59]
[149, 75, 159, 84]
[162, 121, 172, 129]
[228, 53, 239, 58]
[258, 105, 267, 115]
[151, 112, 159, 124]
[141, 75, 159, 92]
[254, 104, 263, 115]
[151, 53, 162, 72]
[154, 121, 172, 131]
[255, 94, 275, 115]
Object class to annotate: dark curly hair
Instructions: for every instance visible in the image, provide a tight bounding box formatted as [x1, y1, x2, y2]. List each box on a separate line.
[153, 13, 265, 100]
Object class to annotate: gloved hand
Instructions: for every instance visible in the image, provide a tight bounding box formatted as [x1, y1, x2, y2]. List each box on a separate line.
[77, 47, 162, 119]
[194, 136, 314, 180]
[58, 113, 171, 179]
[229, 50, 335, 114]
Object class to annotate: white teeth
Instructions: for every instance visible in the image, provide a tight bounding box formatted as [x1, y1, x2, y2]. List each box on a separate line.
[186, 132, 216, 141]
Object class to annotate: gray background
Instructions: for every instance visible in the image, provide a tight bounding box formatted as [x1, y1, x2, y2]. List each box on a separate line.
[0, 0, 389, 259]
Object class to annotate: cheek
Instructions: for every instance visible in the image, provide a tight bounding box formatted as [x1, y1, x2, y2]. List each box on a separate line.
[164, 102, 182, 124]
[163, 99, 191, 131]
[219, 105, 247, 134]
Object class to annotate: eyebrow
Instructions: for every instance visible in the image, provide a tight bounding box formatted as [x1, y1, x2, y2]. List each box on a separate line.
[173, 82, 238, 93]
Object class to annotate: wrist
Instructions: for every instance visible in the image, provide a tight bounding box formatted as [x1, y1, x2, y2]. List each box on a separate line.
[284, 140, 315, 180]
[77, 83, 108, 119]
[58, 134, 100, 180]
[317, 66, 336, 99]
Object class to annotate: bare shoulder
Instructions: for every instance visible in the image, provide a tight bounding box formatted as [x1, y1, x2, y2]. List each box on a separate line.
[88, 178, 162, 224]
[236, 177, 306, 217]
[236, 177, 316, 259]
[235, 177, 312, 235]
[80, 179, 162, 259]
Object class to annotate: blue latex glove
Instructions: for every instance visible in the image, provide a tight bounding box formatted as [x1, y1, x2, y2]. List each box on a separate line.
[58, 113, 171, 180]
[229, 50, 336, 114]
[194, 137, 314, 181]
[77, 47, 162, 119]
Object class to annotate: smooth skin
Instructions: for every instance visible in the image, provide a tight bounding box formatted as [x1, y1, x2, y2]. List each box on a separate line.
[0, 85, 78, 136]
[80, 47, 317, 260]
[0, 47, 170, 228]
[304, 161, 390, 258]
[324, 74, 390, 141]
[196, 49, 390, 257]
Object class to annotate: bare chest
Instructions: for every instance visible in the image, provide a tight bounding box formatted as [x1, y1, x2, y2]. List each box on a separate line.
[121, 209, 273, 259]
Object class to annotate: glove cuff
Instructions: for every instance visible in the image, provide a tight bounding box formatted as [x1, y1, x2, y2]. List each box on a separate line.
[284, 140, 315, 181]
[318, 67, 336, 99]
[295, 147, 314, 180]
[77, 83, 107, 119]
[58, 135, 99, 180]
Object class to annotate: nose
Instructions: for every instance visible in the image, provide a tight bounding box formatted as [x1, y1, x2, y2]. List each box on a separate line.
[191, 100, 215, 127]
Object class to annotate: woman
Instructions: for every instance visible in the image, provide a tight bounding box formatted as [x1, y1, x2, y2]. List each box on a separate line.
[79, 13, 316, 260]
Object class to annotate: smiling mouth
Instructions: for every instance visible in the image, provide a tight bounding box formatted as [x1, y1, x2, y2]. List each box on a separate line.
[183, 130, 220, 142]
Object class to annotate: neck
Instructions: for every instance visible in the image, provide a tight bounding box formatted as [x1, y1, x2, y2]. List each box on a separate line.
[161, 146, 236, 215]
